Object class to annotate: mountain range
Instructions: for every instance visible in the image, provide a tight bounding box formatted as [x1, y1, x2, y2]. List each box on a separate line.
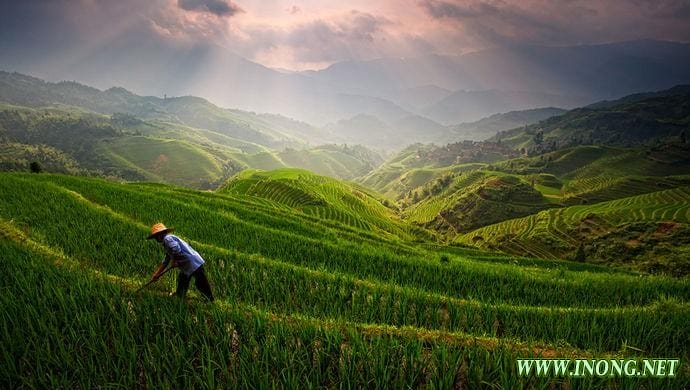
[0, 71, 570, 152]
[7, 40, 690, 126]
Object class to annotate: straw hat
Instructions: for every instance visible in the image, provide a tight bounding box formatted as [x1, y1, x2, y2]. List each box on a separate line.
[147, 222, 174, 239]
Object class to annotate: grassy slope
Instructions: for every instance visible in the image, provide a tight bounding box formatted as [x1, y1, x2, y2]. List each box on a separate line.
[1, 172, 689, 387]
[0, 102, 380, 184]
[141, 119, 272, 155]
[448, 107, 567, 142]
[0, 104, 237, 185]
[370, 144, 690, 225]
[359, 145, 553, 235]
[219, 168, 420, 239]
[98, 136, 224, 187]
[0, 141, 83, 174]
[231, 147, 377, 180]
[158, 97, 304, 148]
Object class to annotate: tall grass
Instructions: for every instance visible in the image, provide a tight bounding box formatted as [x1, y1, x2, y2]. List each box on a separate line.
[2, 172, 689, 387]
[4, 238, 686, 387]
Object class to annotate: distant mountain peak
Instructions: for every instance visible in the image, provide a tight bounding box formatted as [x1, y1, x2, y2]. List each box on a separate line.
[105, 86, 134, 95]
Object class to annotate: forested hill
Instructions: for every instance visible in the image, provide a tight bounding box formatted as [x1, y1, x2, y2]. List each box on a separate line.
[0, 71, 328, 148]
[492, 85, 690, 153]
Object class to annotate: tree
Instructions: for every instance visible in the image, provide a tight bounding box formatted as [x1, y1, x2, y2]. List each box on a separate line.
[574, 244, 586, 262]
[29, 161, 43, 173]
[533, 131, 544, 146]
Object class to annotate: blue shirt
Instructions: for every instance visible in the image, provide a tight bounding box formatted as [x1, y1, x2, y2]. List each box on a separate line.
[161, 234, 205, 276]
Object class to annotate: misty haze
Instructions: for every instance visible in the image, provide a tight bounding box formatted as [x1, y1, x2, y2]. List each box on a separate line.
[2, 1, 690, 388]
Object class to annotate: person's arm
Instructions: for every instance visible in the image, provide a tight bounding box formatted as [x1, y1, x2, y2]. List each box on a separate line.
[152, 237, 181, 280]
[151, 254, 170, 281]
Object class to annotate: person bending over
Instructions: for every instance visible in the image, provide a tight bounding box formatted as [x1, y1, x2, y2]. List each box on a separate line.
[148, 223, 214, 302]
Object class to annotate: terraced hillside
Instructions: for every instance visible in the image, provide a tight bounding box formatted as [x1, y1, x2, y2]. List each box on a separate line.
[456, 187, 690, 275]
[493, 145, 690, 204]
[229, 144, 383, 180]
[358, 141, 515, 198]
[356, 143, 690, 271]
[403, 171, 551, 235]
[220, 169, 422, 240]
[2, 172, 689, 387]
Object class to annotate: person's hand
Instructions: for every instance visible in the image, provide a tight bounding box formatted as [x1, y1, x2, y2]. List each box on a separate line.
[151, 272, 160, 281]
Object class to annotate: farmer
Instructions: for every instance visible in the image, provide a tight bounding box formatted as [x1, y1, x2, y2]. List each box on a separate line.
[147, 223, 214, 302]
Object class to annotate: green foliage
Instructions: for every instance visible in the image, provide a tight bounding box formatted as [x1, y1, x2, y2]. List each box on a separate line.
[0, 141, 84, 174]
[490, 88, 690, 152]
[362, 143, 690, 270]
[457, 187, 690, 275]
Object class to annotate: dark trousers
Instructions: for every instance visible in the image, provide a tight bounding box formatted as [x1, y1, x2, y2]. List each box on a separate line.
[176, 265, 214, 301]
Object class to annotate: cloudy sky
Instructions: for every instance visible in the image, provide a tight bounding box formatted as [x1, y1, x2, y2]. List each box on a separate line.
[1, 0, 690, 71]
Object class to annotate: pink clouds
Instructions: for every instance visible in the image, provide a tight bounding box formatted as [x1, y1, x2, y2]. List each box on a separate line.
[177, 0, 243, 17]
[6, 0, 690, 71]
[238, 9, 441, 70]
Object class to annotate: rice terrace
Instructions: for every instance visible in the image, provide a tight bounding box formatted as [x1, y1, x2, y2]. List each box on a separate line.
[2, 1, 690, 388]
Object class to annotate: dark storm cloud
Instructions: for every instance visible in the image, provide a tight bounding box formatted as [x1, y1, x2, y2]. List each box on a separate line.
[636, 0, 690, 19]
[420, 1, 499, 19]
[418, 0, 690, 47]
[177, 0, 243, 17]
